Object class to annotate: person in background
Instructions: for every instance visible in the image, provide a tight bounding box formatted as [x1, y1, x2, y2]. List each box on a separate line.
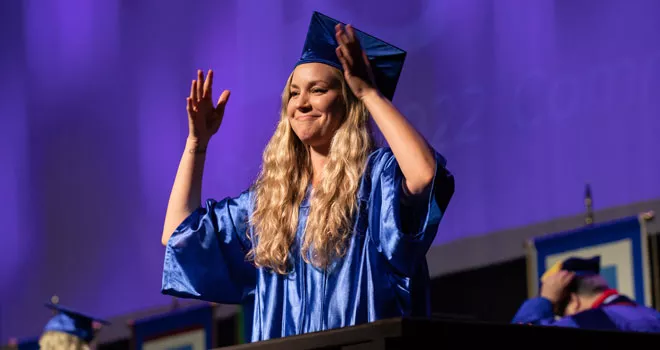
[512, 256, 660, 332]
[37, 302, 109, 350]
[160, 11, 454, 342]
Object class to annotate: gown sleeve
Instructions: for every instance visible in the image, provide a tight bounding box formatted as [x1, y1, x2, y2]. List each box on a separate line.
[510, 297, 560, 326]
[368, 147, 455, 276]
[161, 190, 256, 304]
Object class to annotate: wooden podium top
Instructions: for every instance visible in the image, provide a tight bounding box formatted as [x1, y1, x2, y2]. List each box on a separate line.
[216, 316, 660, 349]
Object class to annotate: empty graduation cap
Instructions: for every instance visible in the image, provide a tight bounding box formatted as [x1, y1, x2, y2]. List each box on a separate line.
[43, 302, 111, 343]
[295, 11, 406, 101]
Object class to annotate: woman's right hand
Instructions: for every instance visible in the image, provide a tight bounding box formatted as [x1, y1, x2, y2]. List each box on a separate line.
[187, 69, 231, 146]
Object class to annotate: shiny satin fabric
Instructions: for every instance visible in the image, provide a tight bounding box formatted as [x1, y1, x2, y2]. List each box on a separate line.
[162, 147, 455, 342]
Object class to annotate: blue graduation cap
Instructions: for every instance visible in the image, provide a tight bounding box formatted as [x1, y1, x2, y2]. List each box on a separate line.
[296, 11, 406, 101]
[43, 302, 111, 343]
[541, 256, 601, 282]
[561, 256, 601, 276]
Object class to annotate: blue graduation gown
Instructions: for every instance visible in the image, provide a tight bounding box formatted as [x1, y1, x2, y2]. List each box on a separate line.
[161, 147, 455, 342]
[512, 292, 660, 333]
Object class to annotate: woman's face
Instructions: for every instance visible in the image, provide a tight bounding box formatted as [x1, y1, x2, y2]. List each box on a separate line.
[286, 63, 345, 149]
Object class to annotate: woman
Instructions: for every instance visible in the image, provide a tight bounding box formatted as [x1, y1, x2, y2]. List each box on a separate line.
[38, 302, 108, 350]
[161, 12, 455, 342]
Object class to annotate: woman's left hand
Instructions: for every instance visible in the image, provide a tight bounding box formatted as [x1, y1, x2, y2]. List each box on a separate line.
[335, 23, 377, 100]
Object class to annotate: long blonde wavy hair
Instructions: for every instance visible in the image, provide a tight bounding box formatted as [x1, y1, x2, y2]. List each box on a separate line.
[248, 66, 375, 274]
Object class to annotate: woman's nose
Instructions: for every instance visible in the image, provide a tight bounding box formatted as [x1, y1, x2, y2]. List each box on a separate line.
[295, 92, 311, 110]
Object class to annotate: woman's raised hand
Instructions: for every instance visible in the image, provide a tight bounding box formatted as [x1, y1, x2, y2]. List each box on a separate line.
[186, 69, 231, 145]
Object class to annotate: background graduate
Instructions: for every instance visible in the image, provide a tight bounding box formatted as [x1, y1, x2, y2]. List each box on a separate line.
[512, 256, 660, 332]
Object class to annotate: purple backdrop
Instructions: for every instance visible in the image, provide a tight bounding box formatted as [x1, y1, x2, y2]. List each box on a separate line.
[2, 0, 660, 342]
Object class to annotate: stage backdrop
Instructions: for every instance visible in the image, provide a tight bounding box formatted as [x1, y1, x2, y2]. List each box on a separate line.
[2, 0, 660, 342]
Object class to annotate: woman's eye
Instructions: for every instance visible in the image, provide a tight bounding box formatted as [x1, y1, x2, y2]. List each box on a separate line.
[290, 91, 299, 96]
[312, 88, 327, 94]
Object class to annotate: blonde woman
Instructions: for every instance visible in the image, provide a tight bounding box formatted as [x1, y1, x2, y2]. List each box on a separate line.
[39, 332, 90, 350]
[38, 303, 108, 350]
[161, 12, 455, 342]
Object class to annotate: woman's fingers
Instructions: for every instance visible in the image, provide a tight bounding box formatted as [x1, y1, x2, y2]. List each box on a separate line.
[335, 47, 351, 74]
[345, 24, 357, 44]
[190, 80, 197, 103]
[337, 24, 364, 60]
[196, 70, 204, 101]
[188, 70, 229, 136]
[335, 25, 354, 68]
[203, 69, 213, 100]
[335, 24, 350, 45]
[186, 97, 194, 115]
[216, 90, 231, 111]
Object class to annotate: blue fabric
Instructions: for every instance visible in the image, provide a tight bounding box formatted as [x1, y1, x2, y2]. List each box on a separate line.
[511, 297, 556, 326]
[162, 147, 454, 342]
[296, 12, 406, 101]
[16, 337, 39, 350]
[511, 297, 660, 333]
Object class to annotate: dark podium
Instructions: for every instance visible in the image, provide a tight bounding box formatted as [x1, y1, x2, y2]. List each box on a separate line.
[216, 317, 660, 349]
